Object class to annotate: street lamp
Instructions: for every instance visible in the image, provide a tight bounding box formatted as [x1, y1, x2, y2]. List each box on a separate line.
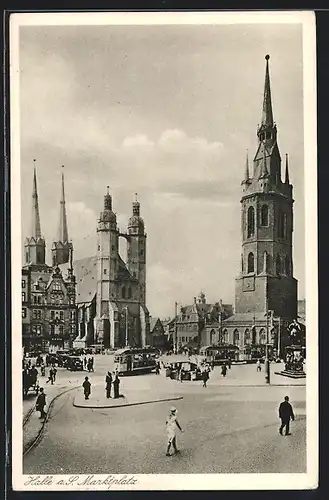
[123, 307, 129, 347]
[264, 307, 274, 384]
[174, 301, 178, 354]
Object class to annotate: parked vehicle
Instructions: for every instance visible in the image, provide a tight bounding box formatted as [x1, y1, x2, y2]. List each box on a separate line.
[165, 360, 203, 381]
[66, 356, 84, 371]
[22, 369, 39, 397]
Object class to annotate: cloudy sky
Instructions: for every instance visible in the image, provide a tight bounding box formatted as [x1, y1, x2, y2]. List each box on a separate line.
[19, 19, 305, 318]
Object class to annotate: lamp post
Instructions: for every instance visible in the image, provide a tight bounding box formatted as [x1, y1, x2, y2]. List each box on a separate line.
[174, 301, 178, 354]
[264, 306, 273, 385]
[123, 307, 129, 347]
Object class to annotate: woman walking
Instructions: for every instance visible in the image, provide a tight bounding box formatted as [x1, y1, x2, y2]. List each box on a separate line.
[165, 407, 183, 456]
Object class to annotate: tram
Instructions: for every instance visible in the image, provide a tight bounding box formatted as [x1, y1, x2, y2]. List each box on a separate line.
[200, 344, 240, 364]
[114, 346, 159, 375]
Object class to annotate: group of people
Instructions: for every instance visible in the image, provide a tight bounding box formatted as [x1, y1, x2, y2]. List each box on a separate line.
[83, 356, 95, 372]
[81, 371, 122, 401]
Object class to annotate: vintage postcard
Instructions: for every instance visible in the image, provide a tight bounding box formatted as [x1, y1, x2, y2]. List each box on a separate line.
[10, 11, 318, 491]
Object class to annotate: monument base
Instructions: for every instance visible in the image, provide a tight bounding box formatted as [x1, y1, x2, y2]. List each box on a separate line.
[274, 370, 306, 379]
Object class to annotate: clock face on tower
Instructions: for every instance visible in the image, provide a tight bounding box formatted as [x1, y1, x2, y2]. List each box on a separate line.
[243, 276, 255, 292]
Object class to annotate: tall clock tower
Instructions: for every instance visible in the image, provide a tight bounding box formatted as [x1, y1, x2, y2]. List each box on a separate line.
[235, 55, 297, 320]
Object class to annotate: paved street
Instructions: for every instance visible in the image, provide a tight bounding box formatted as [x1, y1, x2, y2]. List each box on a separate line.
[23, 358, 306, 475]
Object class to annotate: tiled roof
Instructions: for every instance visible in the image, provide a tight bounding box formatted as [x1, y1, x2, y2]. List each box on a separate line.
[59, 257, 97, 304]
[150, 317, 163, 332]
[222, 312, 268, 326]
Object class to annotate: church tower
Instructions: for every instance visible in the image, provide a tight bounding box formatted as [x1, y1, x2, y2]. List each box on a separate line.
[24, 161, 46, 266]
[52, 167, 72, 266]
[127, 194, 147, 306]
[95, 187, 119, 345]
[235, 55, 297, 320]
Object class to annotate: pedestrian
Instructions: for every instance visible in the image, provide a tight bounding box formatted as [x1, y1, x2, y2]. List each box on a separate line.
[202, 369, 209, 388]
[165, 407, 183, 456]
[46, 367, 54, 385]
[52, 366, 57, 382]
[113, 373, 120, 398]
[155, 361, 160, 375]
[35, 387, 47, 419]
[83, 357, 87, 369]
[221, 364, 227, 377]
[87, 358, 92, 373]
[227, 358, 232, 369]
[256, 359, 262, 372]
[90, 357, 94, 372]
[82, 376, 91, 400]
[105, 371, 112, 398]
[40, 364, 45, 377]
[279, 396, 295, 436]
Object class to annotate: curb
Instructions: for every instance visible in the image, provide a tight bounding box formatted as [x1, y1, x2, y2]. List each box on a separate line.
[23, 385, 79, 457]
[73, 395, 183, 409]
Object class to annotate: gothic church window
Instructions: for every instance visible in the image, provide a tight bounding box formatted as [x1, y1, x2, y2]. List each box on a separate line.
[276, 254, 281, 275]
[128, 286, 132, 299]
[122, 286, 126, 299]
[244, 329, 251, 345]
[261, 205, 269, 226]
[233, 329, 240, 346]
[259, 329, 266, 344]
[247, 207, 255, 238]
[247, 252, 255, 273]
[278, 212, 287, 239]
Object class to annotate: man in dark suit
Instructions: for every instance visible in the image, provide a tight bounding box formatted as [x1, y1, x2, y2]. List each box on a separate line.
[279, 396, 295, 435]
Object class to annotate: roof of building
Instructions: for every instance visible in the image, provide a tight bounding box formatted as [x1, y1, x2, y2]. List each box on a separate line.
[222, 312, 269, 326]
[59, 256, 97, 304]
[150, 317, 163, 332]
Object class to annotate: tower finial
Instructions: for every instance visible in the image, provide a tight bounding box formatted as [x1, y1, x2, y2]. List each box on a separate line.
[107, 185, 110, 195]
[261, 54, 274, 127]
[135, 192, 138, 202]
[31, 159, 41, 239]
[58, 166, 68, 242]
[285, 153, 290, 184]
[244, 149, 250, 182]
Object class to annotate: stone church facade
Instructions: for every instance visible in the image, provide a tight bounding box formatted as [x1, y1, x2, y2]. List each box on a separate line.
[222, 55, 298, 359]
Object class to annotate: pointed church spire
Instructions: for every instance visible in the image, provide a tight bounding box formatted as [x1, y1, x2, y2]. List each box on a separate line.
[244, 150, 250, 182]
[285, 154, 290, 184]
[58, 165, 68, 242]
[261, 55, 274, 128]
[31, 159, 42, 239]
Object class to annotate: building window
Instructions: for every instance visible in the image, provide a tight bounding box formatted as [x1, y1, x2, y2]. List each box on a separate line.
[259, 329, 266, 345]
[276, 254, 281, 275]
[122, 286, 126, 299]
[52, 282, 61, 291]
[140, 249, 144, 256]
[98, 245, 100, 251]
[233, 329, 240, 346]
[247, 206, 255, 238]
[37, 295, 41, 304]
[22, 308, 26, 319]
[247, 252, 255, 273]
[278, 212, 287, 239]
[104, 269, 107, 275]
[51, 324, 55, 335]
[71, 310, 76, 320]
[128, 286, 132, 299]
[261, 205, 269, 226]
[22, 279, 26, 288]
[60, 311, 64, 320]
[244, 329, 251, 345]
[22, 292, 26, 302]
[285, 255, 290, 275]
[59, 325, 64, 336]
[51, 310, 55, 319]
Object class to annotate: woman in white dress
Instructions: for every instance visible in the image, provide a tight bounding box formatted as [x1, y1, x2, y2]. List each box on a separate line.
[166, 407, 183, 456]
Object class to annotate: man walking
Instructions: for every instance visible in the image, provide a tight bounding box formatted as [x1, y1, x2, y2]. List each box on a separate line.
[35, 387, 47, 419]
[202, 368, 209, 388]
[113, 373, 120, 399]
[256, 359, 262, 372]
[83, 376, 91, 400]
[279, 396, 295, 436]
[105, 371, 112, 398]
[165, 407, 183, 456]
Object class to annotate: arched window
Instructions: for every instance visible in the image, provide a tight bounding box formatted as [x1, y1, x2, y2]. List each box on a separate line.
[122, 286, 126, 299]
[233, 329, 240, 346]
[244, 328, 251, 345]
[128, 286, 132, 299]
[210, 329, 216, 345]
[259, 328, 266, 345]
[222, 329, 228, 344]
[247, 252, 255, 273]
[285, 256, 290, 276]
[276, 254, 281, 275]
[261, 204, 269, 226]
[279, 212, 287, 239]
[247, 206, 255, 238]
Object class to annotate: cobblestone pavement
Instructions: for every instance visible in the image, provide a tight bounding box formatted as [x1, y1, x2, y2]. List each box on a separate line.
[23, 363, 306, 475]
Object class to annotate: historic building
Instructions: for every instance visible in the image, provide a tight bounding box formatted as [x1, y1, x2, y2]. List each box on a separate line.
[172, 292, 233, 352]
[59, 189, 150, 349]
[146, 317, 168, 351]
[22, 166, 77, 353]
[222, 55, 298, 359]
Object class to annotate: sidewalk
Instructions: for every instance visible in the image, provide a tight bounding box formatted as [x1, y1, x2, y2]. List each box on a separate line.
[73, 378, 183, 408]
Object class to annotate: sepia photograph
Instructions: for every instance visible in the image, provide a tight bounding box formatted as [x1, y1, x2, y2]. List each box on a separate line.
[10, 11, 317, 491]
